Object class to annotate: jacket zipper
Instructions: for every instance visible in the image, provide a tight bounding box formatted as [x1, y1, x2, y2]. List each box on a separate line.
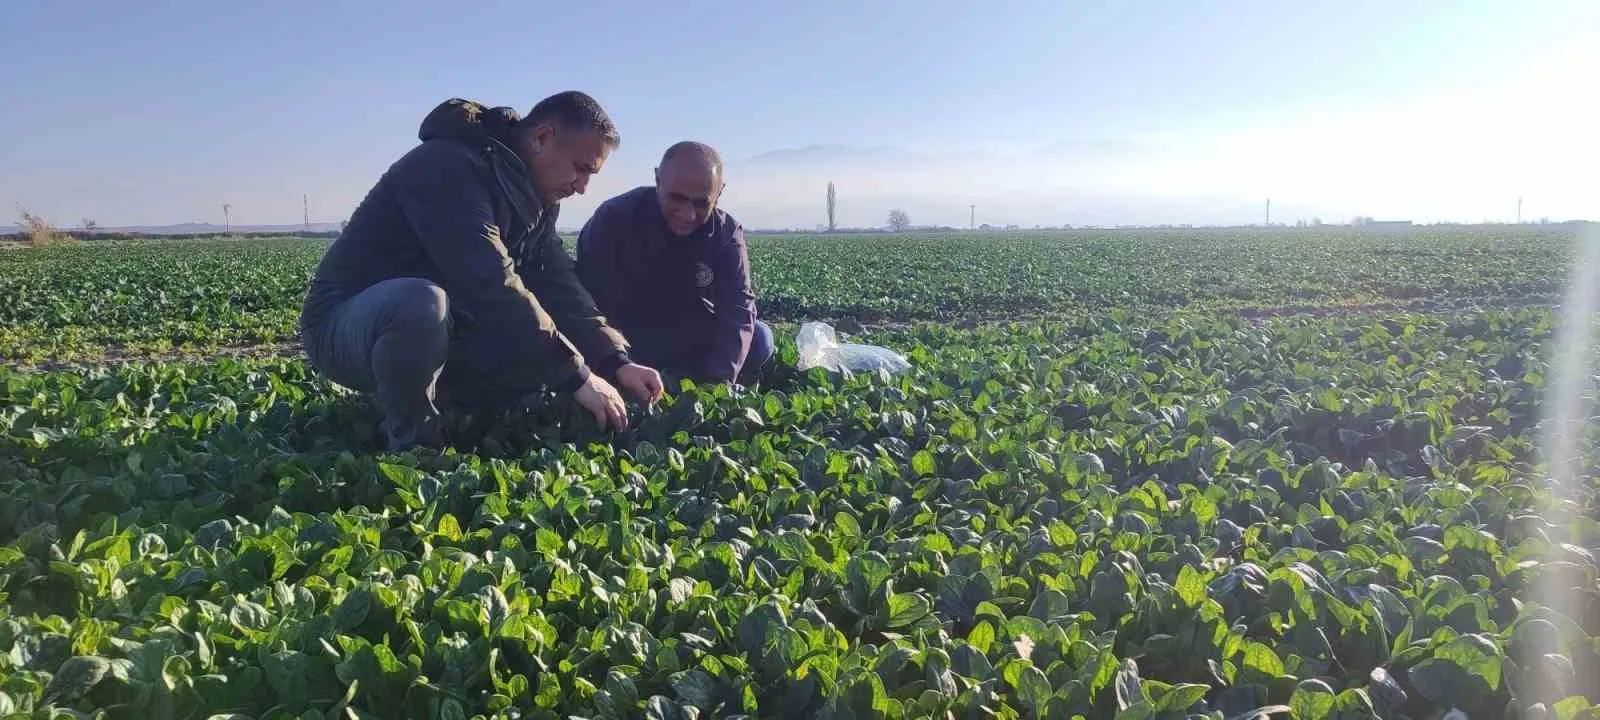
[483, 142, 545, 273]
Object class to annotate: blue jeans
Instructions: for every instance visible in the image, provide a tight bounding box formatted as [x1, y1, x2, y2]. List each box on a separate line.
[302, 278, 451, 450]
[744, 320, 777, 382]
[303, 277, 555, 450]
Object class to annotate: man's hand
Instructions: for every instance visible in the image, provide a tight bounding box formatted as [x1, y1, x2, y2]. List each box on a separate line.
[615, 363, 665, 406]
[574, 373, 628, 431]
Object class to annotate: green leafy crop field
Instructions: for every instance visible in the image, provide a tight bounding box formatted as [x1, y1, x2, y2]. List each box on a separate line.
[0, 227, 1576, 363]
[2, 228, 1598, 719]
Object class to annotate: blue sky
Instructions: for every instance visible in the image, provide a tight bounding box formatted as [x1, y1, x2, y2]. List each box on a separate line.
[2, 0, 1596, 229]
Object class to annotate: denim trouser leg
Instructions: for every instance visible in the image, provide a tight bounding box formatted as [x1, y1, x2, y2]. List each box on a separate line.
[304, 278, 451, 450]
[739, 320, 777, 383]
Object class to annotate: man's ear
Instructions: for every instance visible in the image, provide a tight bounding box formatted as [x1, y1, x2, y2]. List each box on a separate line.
[526, 122, 556, 153]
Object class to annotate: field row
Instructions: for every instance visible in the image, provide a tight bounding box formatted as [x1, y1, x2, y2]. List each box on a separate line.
[0, 228, 1578, 362]
[3, 310, 1598, 717]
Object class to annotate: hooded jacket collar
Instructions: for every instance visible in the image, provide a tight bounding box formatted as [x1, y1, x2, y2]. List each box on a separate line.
[417, 98, 550, 232]
[418, 98, 520, 146]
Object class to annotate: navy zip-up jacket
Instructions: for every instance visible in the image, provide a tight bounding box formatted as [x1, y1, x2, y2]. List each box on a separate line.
[575, 186, 757, 382]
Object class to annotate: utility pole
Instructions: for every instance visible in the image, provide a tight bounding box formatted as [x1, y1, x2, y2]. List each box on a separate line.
[1517, 196, 1523, 224]
[1265, 198, 1271, 226]
[303, 194, 310, 230]
[970, 205, 976, 230]
[222, 203, 232, 235]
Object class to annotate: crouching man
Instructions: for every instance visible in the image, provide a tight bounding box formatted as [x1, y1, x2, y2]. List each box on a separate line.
[575, 141, 775, 387]
[298, 93, 663, 451]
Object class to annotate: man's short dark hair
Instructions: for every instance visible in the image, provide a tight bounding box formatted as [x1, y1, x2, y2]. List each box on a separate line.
[522, 91, 620, 147]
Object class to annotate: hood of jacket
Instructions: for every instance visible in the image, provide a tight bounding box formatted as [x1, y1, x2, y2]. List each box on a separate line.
[415, 98, 549, 231]
[418, 98, 522, 145]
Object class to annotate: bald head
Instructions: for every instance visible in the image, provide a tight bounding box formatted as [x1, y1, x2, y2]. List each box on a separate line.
[659, 141, 723, 180]
[655, 141, 726, 236]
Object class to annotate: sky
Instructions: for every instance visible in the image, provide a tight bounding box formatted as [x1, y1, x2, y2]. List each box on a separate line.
[2, 0, 1597, 230]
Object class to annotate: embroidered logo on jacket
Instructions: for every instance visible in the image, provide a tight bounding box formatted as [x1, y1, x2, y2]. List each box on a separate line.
[694, 262, 714, 288]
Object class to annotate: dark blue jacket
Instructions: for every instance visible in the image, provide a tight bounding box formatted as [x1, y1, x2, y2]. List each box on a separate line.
[575, 186, 758, 382]
[300, 99, 630, 393]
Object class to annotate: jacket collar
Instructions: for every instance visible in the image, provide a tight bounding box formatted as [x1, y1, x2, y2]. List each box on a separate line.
[418, 98, 551, 229]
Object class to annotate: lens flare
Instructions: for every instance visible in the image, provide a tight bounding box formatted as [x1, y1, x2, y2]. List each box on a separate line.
[1529, 222, 1600, 699]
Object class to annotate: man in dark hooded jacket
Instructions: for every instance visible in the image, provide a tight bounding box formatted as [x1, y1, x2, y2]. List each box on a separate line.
[300, 93, 663, 451]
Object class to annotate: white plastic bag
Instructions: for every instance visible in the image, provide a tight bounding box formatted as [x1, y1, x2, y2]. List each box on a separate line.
[795, 321, 912, 375]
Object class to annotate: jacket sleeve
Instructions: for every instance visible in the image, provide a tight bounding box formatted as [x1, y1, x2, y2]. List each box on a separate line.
[525, 218, 633, 379]
[701, 221, 757, 382]
[387, 141, 591, 393]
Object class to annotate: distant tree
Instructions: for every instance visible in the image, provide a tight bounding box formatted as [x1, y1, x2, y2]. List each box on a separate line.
[887, 209, 910, 232]
[826, 182, 837, 232]
[14, 205, 69, 246]
[82, 218, 98, 233]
